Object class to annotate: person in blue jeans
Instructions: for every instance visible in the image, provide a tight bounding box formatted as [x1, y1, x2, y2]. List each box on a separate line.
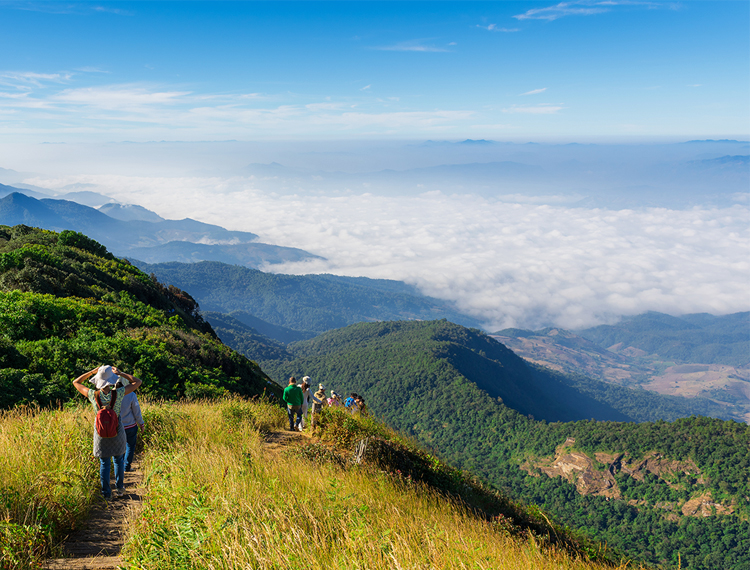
[73, 365, 143, 499]
[119, 390, 145, 471]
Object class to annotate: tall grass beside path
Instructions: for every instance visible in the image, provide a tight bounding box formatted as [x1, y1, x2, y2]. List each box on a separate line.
[0, 403, 99, 569]
[125, 399, 637, 570]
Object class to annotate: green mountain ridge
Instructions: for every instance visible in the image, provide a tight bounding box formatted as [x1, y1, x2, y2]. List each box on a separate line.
[0, 224, 281, 408]
[257, 319, 750, 570]
[135, 259, 483, 332]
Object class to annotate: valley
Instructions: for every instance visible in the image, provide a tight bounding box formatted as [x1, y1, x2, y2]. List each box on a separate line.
[1, 224, 748, 570]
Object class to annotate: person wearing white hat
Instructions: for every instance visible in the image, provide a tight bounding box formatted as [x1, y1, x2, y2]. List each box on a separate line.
[298, 376, 323, 431]
[73, 365, 143, 499]
[311, 383, 328, 434]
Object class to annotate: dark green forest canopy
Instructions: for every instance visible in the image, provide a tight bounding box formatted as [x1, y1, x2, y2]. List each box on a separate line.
[0, 225, 279, 408]
[135, 260, 483, 332]
[260, 319, 750, 570]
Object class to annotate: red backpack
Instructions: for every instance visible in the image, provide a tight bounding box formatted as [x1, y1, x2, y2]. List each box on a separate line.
[94, 390, 119, 438]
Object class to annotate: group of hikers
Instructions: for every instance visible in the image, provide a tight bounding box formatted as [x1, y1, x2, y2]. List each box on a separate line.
[73, 366, 368, 500]
[282, 375, 367, 433]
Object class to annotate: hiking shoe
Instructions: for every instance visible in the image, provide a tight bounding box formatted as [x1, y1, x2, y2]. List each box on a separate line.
[112, 488, 124, 499]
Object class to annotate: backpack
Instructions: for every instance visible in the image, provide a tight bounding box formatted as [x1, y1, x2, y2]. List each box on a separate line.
[94, 390, 119, 438]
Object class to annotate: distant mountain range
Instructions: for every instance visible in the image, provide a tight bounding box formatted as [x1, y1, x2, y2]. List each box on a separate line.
[494, 311, 750, 423]
[0, 190, 317, 267]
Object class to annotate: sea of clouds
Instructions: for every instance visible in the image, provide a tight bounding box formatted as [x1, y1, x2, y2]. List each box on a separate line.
[24, 172, 750, 331]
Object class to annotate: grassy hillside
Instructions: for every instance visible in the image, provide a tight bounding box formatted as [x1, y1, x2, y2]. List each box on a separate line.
[0, 224, 279, 407]
[135, 260, 483, 333]
[259, 320, 750, 570]
[2, 397, 634, 570]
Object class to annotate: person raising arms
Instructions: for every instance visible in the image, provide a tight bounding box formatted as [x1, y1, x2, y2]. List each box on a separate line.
[73, 365, 143, 499]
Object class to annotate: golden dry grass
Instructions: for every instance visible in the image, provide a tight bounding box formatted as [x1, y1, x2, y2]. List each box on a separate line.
[0, 403, 99, 567]
[124, 400, 641, 570]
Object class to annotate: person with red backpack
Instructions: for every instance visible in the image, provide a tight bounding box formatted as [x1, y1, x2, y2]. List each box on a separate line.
[73, 365, 143, 500]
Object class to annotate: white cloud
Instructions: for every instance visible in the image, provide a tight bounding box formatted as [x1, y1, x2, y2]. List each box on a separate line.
[521, 88, 548, 96]
[53, 85, 192, 109]
[503, 104, 563, 114]
[28, 173, 750, 331]
[477, 24, 520, 32]
[514, 1, 666, 22]
[0, 77, 476, 138]
[0, 71, 73, 90]
[360, 85, 372, 91]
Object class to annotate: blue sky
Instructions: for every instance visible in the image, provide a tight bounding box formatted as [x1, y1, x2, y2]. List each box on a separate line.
[1, 1, 748, 141]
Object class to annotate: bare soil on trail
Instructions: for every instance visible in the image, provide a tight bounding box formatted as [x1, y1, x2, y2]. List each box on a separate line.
[41, 460, 144, 570]
[262, 427, 310, 456]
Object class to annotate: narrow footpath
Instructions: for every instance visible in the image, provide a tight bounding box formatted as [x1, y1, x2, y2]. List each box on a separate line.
[41, 460, 144, 570]
[41, 428, 309, 569]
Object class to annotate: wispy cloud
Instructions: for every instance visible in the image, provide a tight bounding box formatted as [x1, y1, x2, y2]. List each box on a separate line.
[514, 1, 667, 22]
[0, 77, 474, 138]
[360, 85, 372, 91]
[6, 2, 133, 15]
[0, 71, 73, 90]
[521, 88, 547, 96]
[75, 67, 111, 74]
[476, 24, 520, 32]
[53, 85, 191, 110]
[503, 104, 563, 114]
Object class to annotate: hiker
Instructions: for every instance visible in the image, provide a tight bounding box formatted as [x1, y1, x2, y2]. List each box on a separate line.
[311, 383, 327, 433]
[355, 395, 367, 416]
[72, 365, 143, 499]
[345, 393, 359, 413]
[282, 377, 304, 431]
[327, 391, 343, 407]
[119, 386, 145, 472]
[298, 377, 323, 431]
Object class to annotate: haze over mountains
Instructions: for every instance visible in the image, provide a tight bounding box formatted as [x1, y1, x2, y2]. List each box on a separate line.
[0, 189, 316, 267]
[1, 138, 748, 331]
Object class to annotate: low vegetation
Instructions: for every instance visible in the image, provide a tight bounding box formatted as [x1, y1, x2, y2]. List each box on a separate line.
[0, 403, 98, 569]
[0, 225, 278, 407]
[2, 396, 643, 570]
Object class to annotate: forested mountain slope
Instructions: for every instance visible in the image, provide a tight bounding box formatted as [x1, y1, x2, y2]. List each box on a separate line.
[136, 260, 482, 332]
[262, 319, 632, 423]
[259, 320, 750, 570]
[0, 224, 279, 408]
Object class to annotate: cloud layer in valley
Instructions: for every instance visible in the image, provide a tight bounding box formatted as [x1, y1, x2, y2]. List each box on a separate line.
[21, 169, 750, 332]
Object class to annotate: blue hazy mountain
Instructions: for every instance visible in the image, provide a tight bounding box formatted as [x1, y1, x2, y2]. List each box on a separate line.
[0, 191, 318, 267]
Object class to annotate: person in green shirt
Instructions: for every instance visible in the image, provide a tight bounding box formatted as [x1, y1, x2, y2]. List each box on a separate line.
[282, 377, 304, 431]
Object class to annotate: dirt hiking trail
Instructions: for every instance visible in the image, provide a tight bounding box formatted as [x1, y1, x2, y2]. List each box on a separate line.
[40, 428, 312, 569]
[41, 460, 144, 570]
